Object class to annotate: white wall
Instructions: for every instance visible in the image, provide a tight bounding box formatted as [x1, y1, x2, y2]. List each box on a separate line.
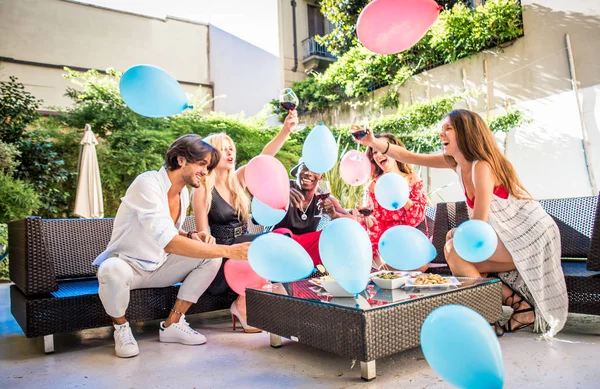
[209, 25, 281, 116]
[0, 0, 213, 110]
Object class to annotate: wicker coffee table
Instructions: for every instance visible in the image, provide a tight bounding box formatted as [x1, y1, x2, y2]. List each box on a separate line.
[246, 277, 502, 381]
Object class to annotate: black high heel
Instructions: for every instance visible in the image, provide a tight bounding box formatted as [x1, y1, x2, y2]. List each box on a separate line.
[502, 289, 535, 333]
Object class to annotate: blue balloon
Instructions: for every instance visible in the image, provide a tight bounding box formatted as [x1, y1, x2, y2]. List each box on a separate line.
[374, 173, 409, 210]
[453, 220, 498, 263]
[319, 218, 371, 294]
[120, 64, 188, 118]
[251, 197, 287, 226]
[421, 305, 504, 389]
[248, 233, 314, 282]
[378, 226, 436, 270]
[302, 123, 338, 174]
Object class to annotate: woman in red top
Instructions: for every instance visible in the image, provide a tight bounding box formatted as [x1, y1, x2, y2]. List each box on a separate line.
[360, 133, 429, 270]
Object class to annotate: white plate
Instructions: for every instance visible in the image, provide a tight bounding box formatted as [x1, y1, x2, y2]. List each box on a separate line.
[404, 276, 461, 288]
[311, 278, 356, 297]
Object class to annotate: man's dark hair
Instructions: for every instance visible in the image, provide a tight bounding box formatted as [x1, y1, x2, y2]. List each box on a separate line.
[164, 134, 220, 171]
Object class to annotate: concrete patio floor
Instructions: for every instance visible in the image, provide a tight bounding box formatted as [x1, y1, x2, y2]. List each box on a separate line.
[1, 282, 599, 389]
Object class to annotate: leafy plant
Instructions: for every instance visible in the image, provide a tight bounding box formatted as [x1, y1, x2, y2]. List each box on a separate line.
[0, 223, 7, 280]
[0, 174, 41, 223]
[0, 76, 42, 144]
[488, 109, 530, 133]
[0, 141, 20, 174]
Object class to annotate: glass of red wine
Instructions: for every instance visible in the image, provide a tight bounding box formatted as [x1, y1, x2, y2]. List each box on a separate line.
[316, 180, 332, 216]
[350, 116, 370, 160]
[357, 191, 374, 232]
[279, 88, 307, 132]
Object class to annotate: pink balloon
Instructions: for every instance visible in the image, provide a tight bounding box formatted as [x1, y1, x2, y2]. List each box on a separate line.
[339, 150, 372, 186]
[224, 260, 268, 296]
[357, 0, 442, 54]
[245, 155, 289, 210]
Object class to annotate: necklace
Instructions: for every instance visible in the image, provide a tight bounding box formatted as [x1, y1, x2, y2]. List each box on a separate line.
[300, 195, 314, 221]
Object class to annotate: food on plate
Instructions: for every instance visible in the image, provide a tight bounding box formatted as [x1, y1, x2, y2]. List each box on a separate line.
[375, 272, 400, 280]
[413, 274, 449, 285]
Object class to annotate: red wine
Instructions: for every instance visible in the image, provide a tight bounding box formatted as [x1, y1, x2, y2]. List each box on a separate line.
[281, 102, 296, 111]
[316, 193, 330, 201]
[358, 208, 373, 217]
[352, 129, 368, 140]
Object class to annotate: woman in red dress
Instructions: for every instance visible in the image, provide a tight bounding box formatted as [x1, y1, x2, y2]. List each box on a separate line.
[360, 133, 429, 270]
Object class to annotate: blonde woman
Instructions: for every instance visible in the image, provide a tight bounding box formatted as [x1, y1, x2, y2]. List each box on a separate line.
[354, 109, 568, 337]
[192, 111, 296, 332]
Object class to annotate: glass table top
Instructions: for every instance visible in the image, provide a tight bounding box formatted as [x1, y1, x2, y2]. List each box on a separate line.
[248, 276, 499, 312]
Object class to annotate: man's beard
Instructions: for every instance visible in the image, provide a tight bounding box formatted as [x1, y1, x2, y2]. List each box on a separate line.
[184, 173, 201, 188]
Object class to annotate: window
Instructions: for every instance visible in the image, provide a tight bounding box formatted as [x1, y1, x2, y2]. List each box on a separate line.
[307, 4, 325, 38]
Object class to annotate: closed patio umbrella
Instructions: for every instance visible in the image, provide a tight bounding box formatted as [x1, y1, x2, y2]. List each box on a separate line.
[74, 124, 104, 219]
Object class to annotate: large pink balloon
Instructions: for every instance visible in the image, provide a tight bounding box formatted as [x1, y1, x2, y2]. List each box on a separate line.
[357, 0, 442, 55]
[224, 260, 268, 296]
[245, 155, 289, 210]
[339, 150, 372, 186]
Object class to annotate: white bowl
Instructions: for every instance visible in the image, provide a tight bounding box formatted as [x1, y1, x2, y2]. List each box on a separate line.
[370, 271, 408, 290]
[319, 279, 356, 297]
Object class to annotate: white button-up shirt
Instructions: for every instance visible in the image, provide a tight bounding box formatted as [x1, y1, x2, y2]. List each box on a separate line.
[93, 167, 187, 271]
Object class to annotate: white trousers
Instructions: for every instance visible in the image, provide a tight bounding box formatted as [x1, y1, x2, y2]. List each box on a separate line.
[97, 254, 222, 318]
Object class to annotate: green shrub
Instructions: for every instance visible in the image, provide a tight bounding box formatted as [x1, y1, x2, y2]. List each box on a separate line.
[0, 141, 20, 174]
[0, 223, 7, 281]
[0, 76, 42, 144]
[0, 174, 41, 223]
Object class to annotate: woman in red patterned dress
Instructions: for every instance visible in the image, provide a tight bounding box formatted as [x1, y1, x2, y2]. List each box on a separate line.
[360, 133, 429, 270]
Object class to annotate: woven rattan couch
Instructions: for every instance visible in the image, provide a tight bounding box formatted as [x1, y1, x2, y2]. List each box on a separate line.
[429, 195, 600, 315]
[7, 216, 262, 353]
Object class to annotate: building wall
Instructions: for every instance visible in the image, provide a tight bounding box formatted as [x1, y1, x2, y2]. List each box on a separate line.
[0, 0, 213, 111]
[209, 26, 280, 116]
[278, 0, 333, 88]
[303, 0, 600, 201]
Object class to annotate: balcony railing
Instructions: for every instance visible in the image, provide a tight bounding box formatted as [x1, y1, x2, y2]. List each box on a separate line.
[302, 37, 335, 60]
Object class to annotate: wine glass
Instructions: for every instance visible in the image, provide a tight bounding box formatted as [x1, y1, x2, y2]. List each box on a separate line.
[350, 115, 370, 160]
[357, 191, 374, 232]
[279, 88, 307, 132]
[316, 180, 332, 216]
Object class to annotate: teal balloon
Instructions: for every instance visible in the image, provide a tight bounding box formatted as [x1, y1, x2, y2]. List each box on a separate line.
[248, 233, 314, 282]
[120, 64, 188, 118]
[374, 172, 409, 210]
[302, 123, 338, 174]
[421, 305, 504, 389]
[251, 197, 287, 226]
[319, 218, 371, 294]
[378, 226, 436, 270]
[453, 220, 498, 263]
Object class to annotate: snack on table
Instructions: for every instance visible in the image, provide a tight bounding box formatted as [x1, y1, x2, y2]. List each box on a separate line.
[376, 272, 400, 280]
[413, 273, 449, 285]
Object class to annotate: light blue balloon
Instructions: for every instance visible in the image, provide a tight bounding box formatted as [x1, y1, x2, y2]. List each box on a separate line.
[378, 226, 436, 270]
[421, 305, 504, 389]
[453, 220, 498, 263]
[374, 172, 409, 211]
[251, 197, 287, 226]
[302, 123, 338, 174]
[248, 233, 314, 282]
[319, 218, 371, 294]
[120, 64, 188, 118]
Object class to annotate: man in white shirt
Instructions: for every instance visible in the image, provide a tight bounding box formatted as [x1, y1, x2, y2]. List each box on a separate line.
[93, 134, 250, 358]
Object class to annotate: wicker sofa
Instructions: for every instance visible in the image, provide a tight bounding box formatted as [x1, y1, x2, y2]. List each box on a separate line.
[7, 216, 263, 353]
[429, 195, 600, 315]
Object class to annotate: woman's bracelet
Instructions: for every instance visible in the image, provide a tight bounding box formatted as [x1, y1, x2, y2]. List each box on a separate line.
[186, 230, 198, 239]
[382, 142, 390, 155]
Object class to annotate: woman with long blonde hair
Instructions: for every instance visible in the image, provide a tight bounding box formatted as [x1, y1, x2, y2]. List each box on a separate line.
[192, 111, 297, 332]
[353, 109, 568, 338]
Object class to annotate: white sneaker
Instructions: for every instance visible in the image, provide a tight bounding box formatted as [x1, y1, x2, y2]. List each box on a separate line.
[159, 314, 206, 345]
[113, 322, 139, 358]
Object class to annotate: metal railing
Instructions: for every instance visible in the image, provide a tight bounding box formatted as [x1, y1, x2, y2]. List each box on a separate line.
[302, 37, 335, 60]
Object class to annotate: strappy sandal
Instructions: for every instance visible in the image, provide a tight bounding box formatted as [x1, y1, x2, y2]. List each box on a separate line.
[502, 289, 535, 333]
